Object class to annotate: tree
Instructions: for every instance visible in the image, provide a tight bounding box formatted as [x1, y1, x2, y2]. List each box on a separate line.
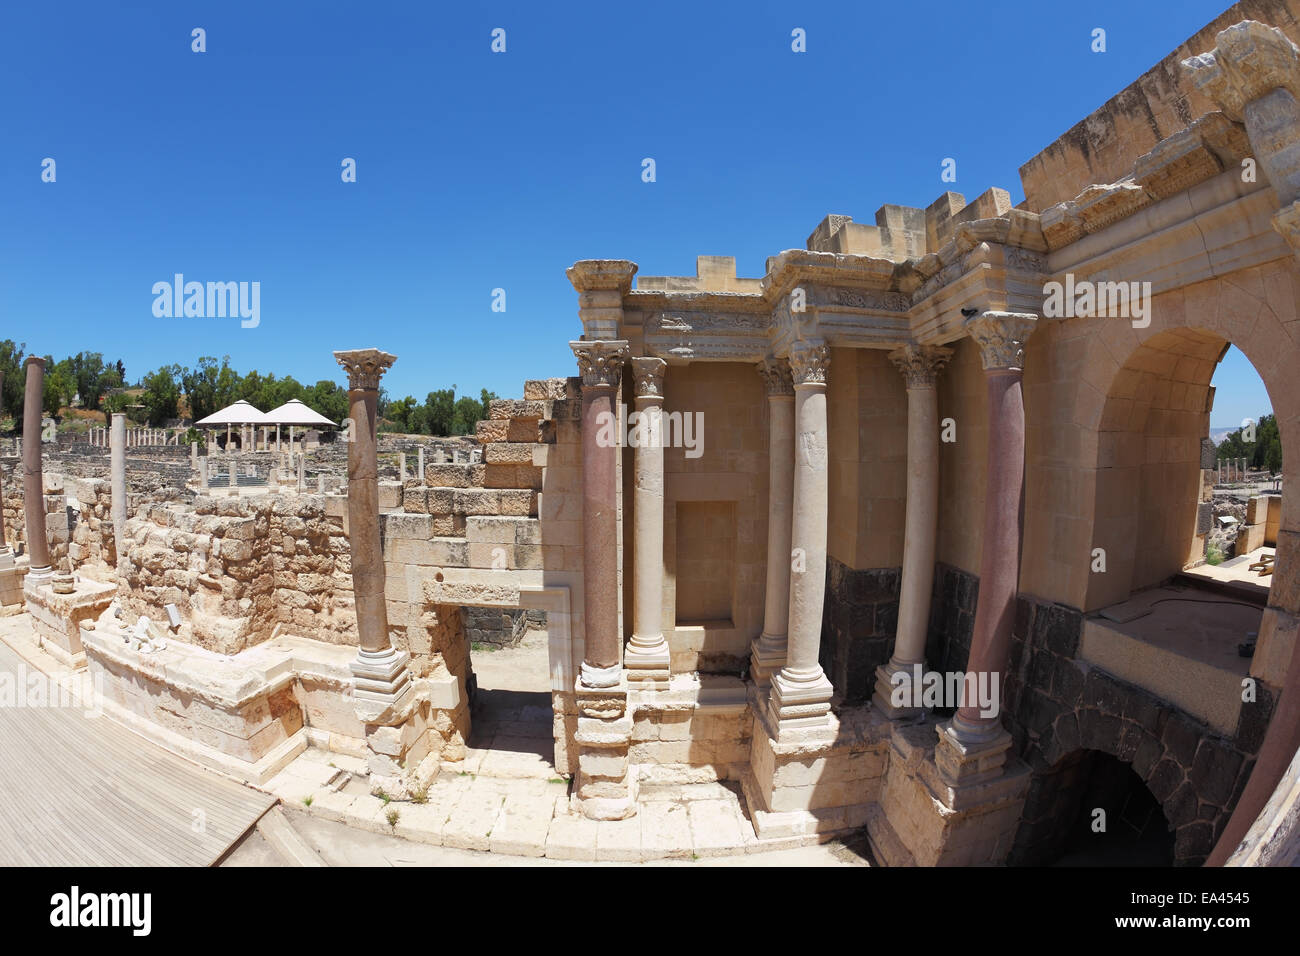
[0, 340, 24, 421]
[42, 357, 76, 417]
[303, 380, 348, 425]
[140, 365, 183, 425]
[424, 388, 456, 436]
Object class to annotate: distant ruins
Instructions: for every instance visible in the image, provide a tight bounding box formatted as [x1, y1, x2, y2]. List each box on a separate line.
[4, 1, 1300, 866]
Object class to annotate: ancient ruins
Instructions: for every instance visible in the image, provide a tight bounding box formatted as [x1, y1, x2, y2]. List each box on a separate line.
[4, 2, 1300, 867]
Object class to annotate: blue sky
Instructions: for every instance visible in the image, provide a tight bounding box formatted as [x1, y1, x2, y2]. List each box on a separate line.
[0, 0, 1269, 425]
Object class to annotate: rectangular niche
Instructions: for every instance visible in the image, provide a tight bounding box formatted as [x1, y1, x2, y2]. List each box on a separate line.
[674, 500, 735, 625]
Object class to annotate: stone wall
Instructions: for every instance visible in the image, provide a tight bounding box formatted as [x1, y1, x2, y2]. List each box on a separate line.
[1002, 593, 1273, 866]
[819, 559, 901, 704]
[464, 605, 528, 648]
[119, 493, 354, 654]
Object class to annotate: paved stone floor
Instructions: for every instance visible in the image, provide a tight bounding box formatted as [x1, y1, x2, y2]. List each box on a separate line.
[261, 633, 870, 862]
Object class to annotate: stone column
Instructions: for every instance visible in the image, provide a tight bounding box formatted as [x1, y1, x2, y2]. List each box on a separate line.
[275, 424, 281, 454]
[198, 456, 208, 491]
[110, 413, 126, 567]
[399, 452, 407, 482]
[334, 348, 411, 707]
[751, 356, 795, 685]
[874, 344, 953, 717]
[936, 312, 1036, 785]
[625, 357, 670, 686]
[418, 446, 425, 481]
[570, 339, 630, 687]
[0, 371, 8, 560]
[22, 357, 52, 581]
[768, 341, 834, 738]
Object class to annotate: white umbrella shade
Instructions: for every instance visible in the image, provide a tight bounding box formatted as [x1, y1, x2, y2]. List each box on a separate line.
[193, 400, 273, 426]
[263, 399, 338, 428]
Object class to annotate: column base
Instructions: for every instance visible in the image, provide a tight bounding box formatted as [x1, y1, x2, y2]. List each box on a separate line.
[871, 660, 927, 720]
[934, 714, 1013, 789]
[351, 646, 414, 724]
[580, 660, 622, 689]
[0, 547, 14, 570]
[572, 677, 636, 820]
[749, 634, 787, 687]
[624, 635, 670, 688]
[25, 565, 53, 584]
[767, 667, 835, 743]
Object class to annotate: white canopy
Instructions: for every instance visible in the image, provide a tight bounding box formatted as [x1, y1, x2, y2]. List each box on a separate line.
[193, 399, 272, 426]
[263, 399, 338, 428]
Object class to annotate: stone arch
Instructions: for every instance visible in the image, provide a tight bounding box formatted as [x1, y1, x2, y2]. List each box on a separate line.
[1021, 260, 1300, 615]
[1010, 663, 1254, 866]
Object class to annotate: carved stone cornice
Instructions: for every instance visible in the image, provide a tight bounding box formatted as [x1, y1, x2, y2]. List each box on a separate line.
[965, 312, 1037, 372]
[334, 348, 396, 391]
[788, 341, 830, 387]
[566, 260, 638, 293]
[570, 340, 629, 388]
[1183, 21, 1300, 123]
[630, 357, 666, 400]
[757, 356, 794, 396]
[888, 345, 954, 389]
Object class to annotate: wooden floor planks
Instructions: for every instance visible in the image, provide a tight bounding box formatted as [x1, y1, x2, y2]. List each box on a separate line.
[0, 639, 276, 866]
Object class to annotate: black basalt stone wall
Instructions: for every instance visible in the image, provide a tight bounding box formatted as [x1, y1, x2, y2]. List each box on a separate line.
[820, 558, 900, 704]
[1004, 593, 1275, 867]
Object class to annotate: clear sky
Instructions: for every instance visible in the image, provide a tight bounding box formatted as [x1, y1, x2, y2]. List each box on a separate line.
[0, 0, 1269, 418]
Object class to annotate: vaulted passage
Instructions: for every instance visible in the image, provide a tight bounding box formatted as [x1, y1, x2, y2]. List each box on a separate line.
[1018, 749, 1174, 866]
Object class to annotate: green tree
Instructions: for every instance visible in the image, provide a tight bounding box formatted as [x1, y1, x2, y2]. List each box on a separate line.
[424, 388, 456, 436]
[0, 340, 25, 421]
[140, 365, 183, 425]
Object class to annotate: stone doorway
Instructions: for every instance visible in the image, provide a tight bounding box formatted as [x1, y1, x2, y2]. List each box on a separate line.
[461, 608, 557, 779]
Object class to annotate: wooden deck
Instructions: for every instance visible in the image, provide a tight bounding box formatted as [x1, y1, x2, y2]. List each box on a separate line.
[0, 635, 276, 866]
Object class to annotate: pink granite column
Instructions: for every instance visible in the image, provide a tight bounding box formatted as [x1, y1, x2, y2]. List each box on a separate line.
[936, 313, 1035, 779]
[334, 348, 410, 707]
[22, 357, 52, 581]
[768, 341, 834, 738]
[625, 356, 670, 686]
[0, 370, 8, 558]
[751, 355, 795, 685]
[571, 339, 630, 688]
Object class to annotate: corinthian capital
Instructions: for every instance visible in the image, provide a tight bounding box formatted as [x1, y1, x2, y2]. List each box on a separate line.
[333, 348, 396, 390]
[631, 357, 666, 399]
[788, 341, 830, 386]
[965, 312, 1037, 371]
[570, 340, 629, 388]
[1182, 21, 1300, 122]
[757, 356, 794, 396]
[888, 345, 954, 389]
